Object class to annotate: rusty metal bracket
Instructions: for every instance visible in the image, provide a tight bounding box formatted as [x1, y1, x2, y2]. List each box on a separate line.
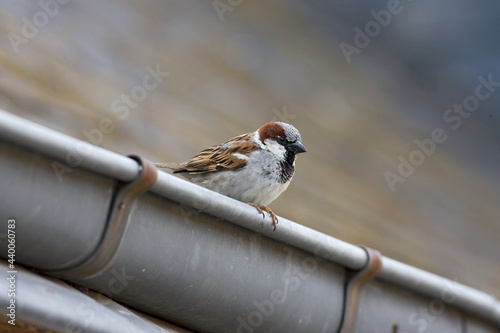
[338, 246, 383, 333]
[53, 154, 157, 278]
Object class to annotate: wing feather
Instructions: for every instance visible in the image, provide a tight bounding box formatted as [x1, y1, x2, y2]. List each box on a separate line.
[173, 133, 257, 174]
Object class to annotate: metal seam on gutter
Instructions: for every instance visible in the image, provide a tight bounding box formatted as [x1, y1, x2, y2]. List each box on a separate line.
[1, 110, 500, 327]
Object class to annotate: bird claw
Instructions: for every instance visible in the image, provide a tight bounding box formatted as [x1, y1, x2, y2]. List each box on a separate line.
[247, 203, 279, 231]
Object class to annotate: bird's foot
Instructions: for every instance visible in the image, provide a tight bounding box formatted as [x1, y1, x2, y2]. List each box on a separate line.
[247, 203, 278, 231]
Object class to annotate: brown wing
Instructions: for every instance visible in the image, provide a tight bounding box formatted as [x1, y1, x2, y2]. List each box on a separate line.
[173, 133, 257, 174]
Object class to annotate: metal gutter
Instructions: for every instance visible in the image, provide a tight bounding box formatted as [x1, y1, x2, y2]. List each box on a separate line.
[150, 170, 369, 270]
[380, 258, 500, 325]
[151, 164, 500, 326]
[0, 109, 499, 331]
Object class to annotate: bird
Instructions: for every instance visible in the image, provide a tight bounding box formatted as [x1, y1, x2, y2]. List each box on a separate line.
[155, 122, 306, 230]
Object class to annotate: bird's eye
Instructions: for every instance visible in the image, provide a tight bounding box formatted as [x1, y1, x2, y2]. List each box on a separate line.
[277, 136, 287, 145]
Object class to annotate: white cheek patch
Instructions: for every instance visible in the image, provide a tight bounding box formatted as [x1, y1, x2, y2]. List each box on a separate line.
[233, 153, 249, 160]
[252, 132, 266, 149]
[264, 139, 286, 159]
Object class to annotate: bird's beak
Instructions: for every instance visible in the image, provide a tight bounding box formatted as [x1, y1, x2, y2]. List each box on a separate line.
[288, 141, 307, 154]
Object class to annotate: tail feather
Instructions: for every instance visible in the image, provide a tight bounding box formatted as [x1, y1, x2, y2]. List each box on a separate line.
[154, 162, 185, 172]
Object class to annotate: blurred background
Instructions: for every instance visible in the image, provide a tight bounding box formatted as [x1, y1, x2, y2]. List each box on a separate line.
[1, 1, 499, 297]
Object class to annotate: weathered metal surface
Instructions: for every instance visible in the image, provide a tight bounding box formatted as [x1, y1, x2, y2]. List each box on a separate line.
[355, 279, 463, 333]
[464, 317, 500, 333]
[60, 155, 157, 278]
[60, 191, 346, 332]
[0, 140, 114, 270]
[379, 258, 500, 328]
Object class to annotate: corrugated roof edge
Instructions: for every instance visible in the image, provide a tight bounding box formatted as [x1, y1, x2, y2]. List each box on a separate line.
[1, 109, 499, 327]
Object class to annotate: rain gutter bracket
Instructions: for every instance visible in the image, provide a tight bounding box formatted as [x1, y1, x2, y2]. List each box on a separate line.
[338, 246, 383, 333]
[55, 154, 158, 278]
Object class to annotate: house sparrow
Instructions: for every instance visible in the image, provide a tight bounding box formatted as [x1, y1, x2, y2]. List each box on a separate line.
[155, 122, 306, 230]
